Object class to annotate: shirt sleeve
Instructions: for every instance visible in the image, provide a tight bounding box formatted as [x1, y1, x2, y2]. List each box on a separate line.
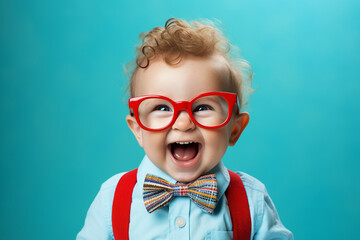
[253, 188, 294, 240]
[76, 173, 124, 240]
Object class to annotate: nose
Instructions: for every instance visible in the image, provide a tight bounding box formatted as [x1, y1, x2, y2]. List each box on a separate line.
[172, 111, 196, 131]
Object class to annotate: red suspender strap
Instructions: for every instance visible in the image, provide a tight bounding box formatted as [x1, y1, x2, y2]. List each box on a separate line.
[111, 169, 251, 240]
[112, 168, 138, 240]
[226, 170, 252, 240]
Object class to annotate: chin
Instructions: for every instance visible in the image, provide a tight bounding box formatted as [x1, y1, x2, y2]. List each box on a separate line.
[170, 171, 202, 183]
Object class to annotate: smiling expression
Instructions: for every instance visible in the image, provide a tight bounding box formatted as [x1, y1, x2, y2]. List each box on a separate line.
[126, 55, 249, 183]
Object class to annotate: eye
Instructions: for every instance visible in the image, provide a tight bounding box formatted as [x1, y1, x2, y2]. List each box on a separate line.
[154, 105, 172, 112]
[193, 104, 214, 112]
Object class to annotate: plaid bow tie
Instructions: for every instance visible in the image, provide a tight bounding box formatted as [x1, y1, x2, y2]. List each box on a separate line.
[143, 174, 218, 214]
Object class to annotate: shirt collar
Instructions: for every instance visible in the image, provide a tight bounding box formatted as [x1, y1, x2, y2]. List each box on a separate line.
[137, 155, 230, 203]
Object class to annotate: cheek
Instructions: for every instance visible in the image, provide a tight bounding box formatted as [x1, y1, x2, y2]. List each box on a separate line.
[203, 129, 231, 154]
[141, 132, 167, 158]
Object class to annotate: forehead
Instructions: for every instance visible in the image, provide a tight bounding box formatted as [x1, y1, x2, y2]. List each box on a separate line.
[133, 55, 231, 100]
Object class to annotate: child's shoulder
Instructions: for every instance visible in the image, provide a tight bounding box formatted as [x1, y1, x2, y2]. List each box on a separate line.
[235, 171, 266, 194]
[99, 172, 128, 191]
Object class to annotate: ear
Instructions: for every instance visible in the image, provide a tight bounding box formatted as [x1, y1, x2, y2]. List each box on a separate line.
[229, 112, 250, 146]
[126, 115, 144, 147]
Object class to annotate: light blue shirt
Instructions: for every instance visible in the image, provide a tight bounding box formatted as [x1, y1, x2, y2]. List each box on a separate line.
[77, 156, 293, 240]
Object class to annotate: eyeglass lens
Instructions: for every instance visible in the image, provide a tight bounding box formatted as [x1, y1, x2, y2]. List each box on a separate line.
[137, 95, 229, 129]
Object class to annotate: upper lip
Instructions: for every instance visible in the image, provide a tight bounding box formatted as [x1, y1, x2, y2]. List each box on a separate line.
[168, 140, 200, 145]
[167, 134, 202, 146]
[173, 141, 197, 144]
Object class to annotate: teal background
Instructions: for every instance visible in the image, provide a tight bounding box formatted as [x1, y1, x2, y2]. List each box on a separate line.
[1, 0, 359, 239]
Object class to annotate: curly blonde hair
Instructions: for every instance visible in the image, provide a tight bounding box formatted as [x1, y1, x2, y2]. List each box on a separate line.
[128, 18, 253, 108]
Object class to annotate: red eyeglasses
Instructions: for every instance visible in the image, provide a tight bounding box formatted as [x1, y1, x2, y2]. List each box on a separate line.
[128, 91, 238, 131]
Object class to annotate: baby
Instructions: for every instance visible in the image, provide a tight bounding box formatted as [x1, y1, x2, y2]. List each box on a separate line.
[77, 18, 293, 240]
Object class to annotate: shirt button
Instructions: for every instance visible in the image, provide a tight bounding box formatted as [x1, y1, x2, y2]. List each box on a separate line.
[175, 217, 186, 228]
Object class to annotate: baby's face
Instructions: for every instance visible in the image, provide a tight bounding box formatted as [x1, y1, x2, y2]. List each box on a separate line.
[126, 55, 249, 182]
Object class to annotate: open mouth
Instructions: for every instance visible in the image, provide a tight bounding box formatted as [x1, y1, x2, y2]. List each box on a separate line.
[170, 142, 200, 161]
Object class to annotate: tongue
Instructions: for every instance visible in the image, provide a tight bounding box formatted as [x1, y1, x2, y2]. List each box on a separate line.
[172, 143, 198, 161]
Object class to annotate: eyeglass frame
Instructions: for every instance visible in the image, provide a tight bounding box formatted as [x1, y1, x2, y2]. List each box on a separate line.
[128, 91, 239, 131]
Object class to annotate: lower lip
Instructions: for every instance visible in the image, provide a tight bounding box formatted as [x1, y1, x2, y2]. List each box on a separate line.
[168, 145, 201, 169]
